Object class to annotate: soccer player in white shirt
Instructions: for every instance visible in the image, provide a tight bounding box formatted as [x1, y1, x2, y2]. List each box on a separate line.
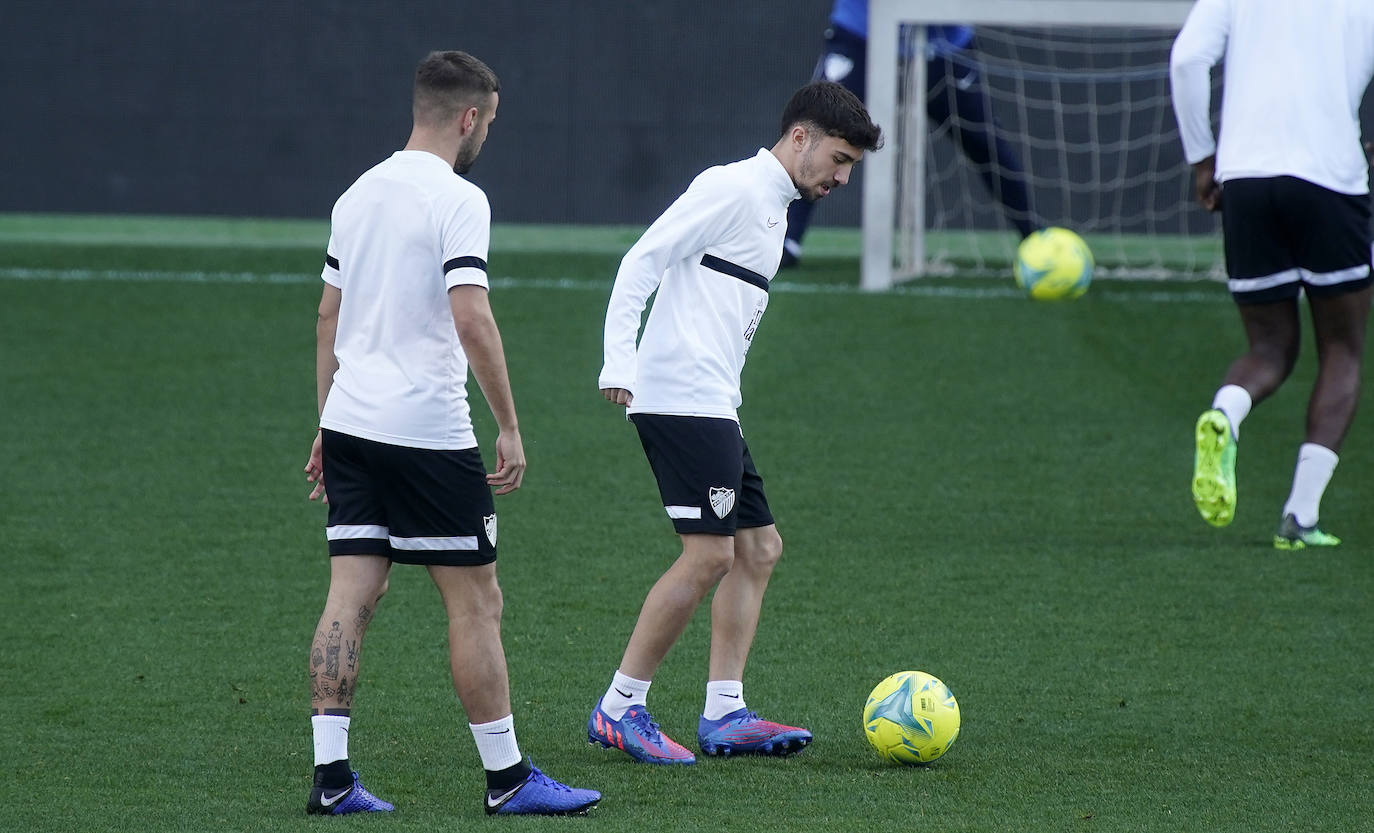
[301, 51, 599, 816]
[1172, 0, 1374, 549]
[588, 82, 882, 764]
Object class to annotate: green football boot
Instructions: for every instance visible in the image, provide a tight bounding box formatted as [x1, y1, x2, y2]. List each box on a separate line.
[1192, 409, 1237, 527]
[1273, 514, 1341, 550]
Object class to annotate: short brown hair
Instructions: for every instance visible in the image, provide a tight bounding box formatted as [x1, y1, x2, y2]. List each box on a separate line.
[413, 50, 500, 127]
[779, 81, 883, 151]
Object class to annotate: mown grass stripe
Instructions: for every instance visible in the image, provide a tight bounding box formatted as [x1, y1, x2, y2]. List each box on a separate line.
[0, 265, 1227, 302]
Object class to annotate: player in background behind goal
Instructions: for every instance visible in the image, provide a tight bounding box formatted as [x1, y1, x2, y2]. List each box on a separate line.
[1171, 0, 1374, 549]
[781, 0, 1039, 267]
[302, 50, 599, 816]
[589, 81, 881, 765]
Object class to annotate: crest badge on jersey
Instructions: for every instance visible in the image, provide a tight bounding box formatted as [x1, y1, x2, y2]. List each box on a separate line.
[484, 514, 498, 547]
[708, 487, 736, 519]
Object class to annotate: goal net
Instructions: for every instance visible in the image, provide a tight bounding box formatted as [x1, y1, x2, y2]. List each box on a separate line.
[861, 0, 1222, 290]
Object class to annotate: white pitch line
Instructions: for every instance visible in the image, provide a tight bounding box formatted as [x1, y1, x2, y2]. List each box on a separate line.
[0, 266, 1228, 303]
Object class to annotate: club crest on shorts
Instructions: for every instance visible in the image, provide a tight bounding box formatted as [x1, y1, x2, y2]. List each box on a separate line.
[708, 487, 736, 519]
[484, 514, 498, 547]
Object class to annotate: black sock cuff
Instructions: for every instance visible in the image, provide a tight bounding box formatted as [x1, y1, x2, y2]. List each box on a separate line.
[484, 760, 532, 792]
[313, 759, 352, 790]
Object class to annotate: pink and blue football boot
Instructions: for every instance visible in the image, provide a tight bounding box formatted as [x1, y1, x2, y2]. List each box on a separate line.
[587, 699, 696, 765]
[696, 709, 812, 757]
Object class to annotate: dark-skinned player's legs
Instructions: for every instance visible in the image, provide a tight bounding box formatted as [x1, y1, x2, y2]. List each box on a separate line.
[1304, 285, 1371, 452]
[1223, 298, 1302, 404]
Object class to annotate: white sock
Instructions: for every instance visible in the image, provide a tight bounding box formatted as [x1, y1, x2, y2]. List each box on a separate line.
[600, 671, 651, 721]
[469, 715, 523, 772]
[703, 680, 746, 721]
[1212, 385, 1252, 440]
[311, 714, 350, 766]
[1282, 443, 1339, 527]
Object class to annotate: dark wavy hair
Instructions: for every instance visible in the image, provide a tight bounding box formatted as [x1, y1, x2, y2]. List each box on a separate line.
[779, 81, 883, 151]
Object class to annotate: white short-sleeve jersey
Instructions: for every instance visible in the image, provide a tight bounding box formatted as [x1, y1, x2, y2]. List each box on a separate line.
[319, 150, 491, 450]
[599, 149, 799, 420]
[1171, 0, 1374, 194]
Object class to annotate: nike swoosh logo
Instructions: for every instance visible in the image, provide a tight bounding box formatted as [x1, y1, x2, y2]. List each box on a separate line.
[319, 787, 352, 807]
[766, 218, 780, 228]
[486, 784, 522, 809]
[614, 688, 633, 698]
[721, 693, 740, 698]
[485, 728, 512, 734]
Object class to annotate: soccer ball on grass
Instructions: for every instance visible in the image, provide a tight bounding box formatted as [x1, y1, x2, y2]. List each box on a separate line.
[1014, 227, 1093, 300]
[862, 671, 960, 765]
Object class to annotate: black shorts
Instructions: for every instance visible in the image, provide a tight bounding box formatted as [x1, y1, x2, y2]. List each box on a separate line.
[630, 414, 774, 536]
[320, 428, 496, 566]
[1221, 176, 1373, 304]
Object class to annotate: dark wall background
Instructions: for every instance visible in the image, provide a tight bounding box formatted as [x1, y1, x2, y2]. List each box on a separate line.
[1, 0, 838, 224]
[5, 3, 1371, 231]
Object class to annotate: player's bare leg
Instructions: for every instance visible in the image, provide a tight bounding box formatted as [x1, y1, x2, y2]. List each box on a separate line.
[1223, 298, 1302, 402]
[698, 524, 810, 757]
[1304, 285, 1371, 451]
[429, 563, 600, 815]
[587, 534, 733, 765]
[617, 534, 735, 680]
[706, 524, 782, 682]
[1193, 298, 1301, 527]
[310, 554, 392, 713]
[307, 554, 394, 815]
[1274, 285, 1372, 549]
[428, 563, 511, 723]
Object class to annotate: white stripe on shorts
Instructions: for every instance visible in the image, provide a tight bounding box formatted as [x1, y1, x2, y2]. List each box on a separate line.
[389, 534, 479, 551]
[1303, 263, 1371, 286]
[326, 524, 389, 540]
[1228, 268, 1300, 295]
[665, 505, 702, 520]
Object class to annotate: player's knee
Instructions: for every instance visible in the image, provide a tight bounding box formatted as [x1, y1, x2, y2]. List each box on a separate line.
[473, 581, 504, 624]
[450, 576, 504, 627]
[1253, 338, 1299, 376]
[739, 529, 783, 571]
[681, 536, 736, 584]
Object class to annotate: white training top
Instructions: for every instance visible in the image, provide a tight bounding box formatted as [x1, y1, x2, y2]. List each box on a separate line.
[600, 148, 799, 420]
[319, 150, 491, 450]
[1170, 0, 1374, 195]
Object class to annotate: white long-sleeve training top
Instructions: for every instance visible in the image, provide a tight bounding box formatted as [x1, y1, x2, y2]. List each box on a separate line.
[1170, 0, 1374, 195]
[600, 148, 799, 420]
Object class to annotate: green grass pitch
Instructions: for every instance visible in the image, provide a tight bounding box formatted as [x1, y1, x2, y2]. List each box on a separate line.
[0, 214, 1370, 832]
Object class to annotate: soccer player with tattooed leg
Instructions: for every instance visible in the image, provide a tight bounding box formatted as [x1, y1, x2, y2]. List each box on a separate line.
[303, 50, 599, 816]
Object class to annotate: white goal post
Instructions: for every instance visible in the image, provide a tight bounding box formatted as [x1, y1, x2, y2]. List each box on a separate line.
[861, 0, 1200, 291]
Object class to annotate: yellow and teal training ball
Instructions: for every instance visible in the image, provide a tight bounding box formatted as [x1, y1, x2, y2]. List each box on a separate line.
[1014, 227, 1093, 300]
[862, 671, 961, 765]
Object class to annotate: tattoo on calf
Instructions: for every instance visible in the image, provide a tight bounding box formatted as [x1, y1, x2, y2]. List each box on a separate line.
[336, 675, 353, 707]
[324, 620, 341, 680]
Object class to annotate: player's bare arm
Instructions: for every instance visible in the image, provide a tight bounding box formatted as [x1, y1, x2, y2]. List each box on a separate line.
[449, 284, 525, 495]
[306, 283, 342, 502]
